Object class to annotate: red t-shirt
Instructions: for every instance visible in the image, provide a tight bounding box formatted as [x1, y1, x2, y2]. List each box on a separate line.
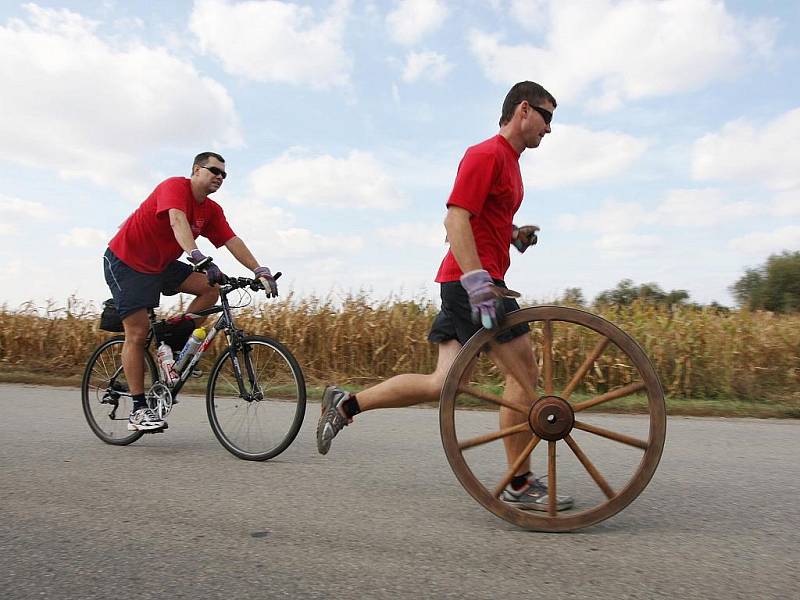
[108, 177, 236, 273]
[435, 135, 523, 282]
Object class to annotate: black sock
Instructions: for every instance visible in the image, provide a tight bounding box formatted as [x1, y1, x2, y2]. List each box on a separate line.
[511, 471, 532, 491]
[132, 393, 147, 411]
[341, 394, 361, 418]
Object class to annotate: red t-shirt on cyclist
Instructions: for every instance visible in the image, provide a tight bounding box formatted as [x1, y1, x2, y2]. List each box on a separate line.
[435, 134, 523, 283]
[109, 177, 236, 274]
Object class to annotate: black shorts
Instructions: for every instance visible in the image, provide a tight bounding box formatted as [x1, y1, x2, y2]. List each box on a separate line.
[427, 280, 530, 346]
[103, 248, 193, 319]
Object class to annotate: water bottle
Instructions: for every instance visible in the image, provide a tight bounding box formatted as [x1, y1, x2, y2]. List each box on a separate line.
[156, 341, 177, 385]
[174, 327, 207, 373]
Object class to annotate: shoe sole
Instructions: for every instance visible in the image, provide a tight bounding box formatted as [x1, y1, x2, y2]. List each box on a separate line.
[127, 422, 168, 432]
[502, 499, 574, 512]
[316, 386, 336, 454]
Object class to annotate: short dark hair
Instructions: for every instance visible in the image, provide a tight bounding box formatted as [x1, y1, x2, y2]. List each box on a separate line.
[192, 152, 225, 170]
[499, 81, 557, 126]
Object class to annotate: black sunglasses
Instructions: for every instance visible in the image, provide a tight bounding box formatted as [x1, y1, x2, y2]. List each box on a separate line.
[200, 165, 227, 179]
[527, 104, 553, 125]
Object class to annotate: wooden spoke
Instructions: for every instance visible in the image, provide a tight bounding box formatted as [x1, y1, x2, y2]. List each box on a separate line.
[562, 337, 610, 400]
[458, 386, 529, 415]
[547, 441, 557, 516]
[492, 435, 542, 498]
[573, 420, 648, 450]
[565, 434, 615, 499]
[542, 320, 554, 395]
[572, 381, 646, 413]
[458, 423, 530, 450]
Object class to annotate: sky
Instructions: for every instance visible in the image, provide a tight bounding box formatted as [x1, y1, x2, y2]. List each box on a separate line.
[1, 0, 799, 311]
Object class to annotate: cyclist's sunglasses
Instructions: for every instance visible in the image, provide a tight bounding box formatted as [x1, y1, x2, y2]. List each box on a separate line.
[200, 165, 227, 179]
[526, 104, 553, 125]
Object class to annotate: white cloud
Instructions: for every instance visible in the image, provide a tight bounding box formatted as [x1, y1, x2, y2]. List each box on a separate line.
[222, 198, 364, 258]
[559, 189, 759, 234]
[0, 195, 53, 221]
[190, 0, 352, 89]
[386, 0, 448, 45]
[375, 222, 445, 248]
[401, 51, 453, 83]
[58, 227, 108, 248]
[771, 191, 800, 216]
[468, 0, 776, 110]
[557, 201, 651, 233]
[655, 189, 758, 227]
[522, 124, 648, 189]
[692, 107, 800, 191]
[594, 233, 663, 256]
[728, 226, 800, 255]
[510, 0, 549, 32]
[250, 149, 407, 210]
[0, 4, 241, 193]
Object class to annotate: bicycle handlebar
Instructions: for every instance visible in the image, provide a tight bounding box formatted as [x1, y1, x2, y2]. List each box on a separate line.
[191, 257, 282, 293]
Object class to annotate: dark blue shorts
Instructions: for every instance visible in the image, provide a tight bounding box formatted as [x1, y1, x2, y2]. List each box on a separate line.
[427, 280, 530, 346]
[103, 248, 193, 319]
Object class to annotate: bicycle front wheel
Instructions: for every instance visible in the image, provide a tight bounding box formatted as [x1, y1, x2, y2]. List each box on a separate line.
[206, 335, 306, 461]
[81, 335, 158, 445]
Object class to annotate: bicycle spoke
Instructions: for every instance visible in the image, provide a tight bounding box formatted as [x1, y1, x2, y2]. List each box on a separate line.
[458, 422, 530, 450]
[458, 386, 529, 415]
[492, 435, 541, 498]
[562, 337, 610, 400]
[542, 320, 553, 395]
[573, 381, 645, 412]
[547, 441, 557, 516]
[564, 434, 615, 499]
[573, 419, 648, 450]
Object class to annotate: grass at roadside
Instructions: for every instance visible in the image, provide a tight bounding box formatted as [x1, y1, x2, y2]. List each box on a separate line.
[7, 370, 794, 419]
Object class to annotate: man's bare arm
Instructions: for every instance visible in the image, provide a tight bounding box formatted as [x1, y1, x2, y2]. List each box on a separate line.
[443, 206, 482, 273]
[223, 236, 260, 271]
[168, 208, 199, 254]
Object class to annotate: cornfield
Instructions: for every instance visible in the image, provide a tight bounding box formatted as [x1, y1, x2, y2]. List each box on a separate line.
[0, 294, 798, 404]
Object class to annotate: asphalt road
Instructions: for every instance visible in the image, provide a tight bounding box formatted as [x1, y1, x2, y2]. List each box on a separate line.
[1, 383, 798, 599]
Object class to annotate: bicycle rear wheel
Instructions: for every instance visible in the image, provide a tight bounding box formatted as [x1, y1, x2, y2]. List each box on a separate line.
[206, 335, 306, 461]
[81, 335, 158, 445]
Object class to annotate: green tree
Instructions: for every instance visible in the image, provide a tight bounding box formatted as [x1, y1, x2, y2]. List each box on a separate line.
[594, 279, 690, 308]
[732, 251, 800, 312]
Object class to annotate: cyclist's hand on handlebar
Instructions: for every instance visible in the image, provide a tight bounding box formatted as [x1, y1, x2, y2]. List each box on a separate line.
[512, 224, 540, 253]
[460, 269, 520, 329]
[254, 266, 278, 297]
[188, 249, 227, 286]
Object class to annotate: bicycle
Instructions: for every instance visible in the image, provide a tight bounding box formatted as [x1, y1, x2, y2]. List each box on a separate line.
[81, 269, 307, 461]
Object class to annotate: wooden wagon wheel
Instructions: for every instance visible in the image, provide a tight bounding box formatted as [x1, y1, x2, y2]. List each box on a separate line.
[439, 305, 666, 532]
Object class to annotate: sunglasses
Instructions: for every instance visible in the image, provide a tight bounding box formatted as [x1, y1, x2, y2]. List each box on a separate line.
[200, 165, 227, 179]
[528, 104, 553, 125]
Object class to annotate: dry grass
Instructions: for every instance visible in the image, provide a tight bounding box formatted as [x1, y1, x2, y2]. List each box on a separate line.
[1, 294, 798, 407]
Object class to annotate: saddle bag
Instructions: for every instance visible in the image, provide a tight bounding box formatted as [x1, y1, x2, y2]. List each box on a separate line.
[99, 299, 125, 332]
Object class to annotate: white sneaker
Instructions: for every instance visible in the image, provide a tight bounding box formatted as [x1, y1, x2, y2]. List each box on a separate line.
[127, 407, 166, 431]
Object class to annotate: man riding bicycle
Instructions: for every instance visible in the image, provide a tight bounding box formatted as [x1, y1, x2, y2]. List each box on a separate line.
[103, 151, 278, 432]
[317, 81, 574, 512]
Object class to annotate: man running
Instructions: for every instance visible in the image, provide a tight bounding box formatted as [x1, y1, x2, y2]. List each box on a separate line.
[316, 82, 573, 511]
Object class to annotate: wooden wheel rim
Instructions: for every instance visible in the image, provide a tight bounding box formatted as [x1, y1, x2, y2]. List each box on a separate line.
[439, 305, 667, 532]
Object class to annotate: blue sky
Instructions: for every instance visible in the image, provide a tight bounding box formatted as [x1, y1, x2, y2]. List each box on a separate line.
[1, 0, 798, 310]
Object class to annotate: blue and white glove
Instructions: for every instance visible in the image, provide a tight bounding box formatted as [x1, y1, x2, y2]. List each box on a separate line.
[459, 269, 520, 329]
[188, 249, 226, 285]
[254, 266, 278, 298]
[512, 225, 540, 253]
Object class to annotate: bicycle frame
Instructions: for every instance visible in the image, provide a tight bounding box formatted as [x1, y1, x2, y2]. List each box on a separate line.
[147, 278, 262, 402]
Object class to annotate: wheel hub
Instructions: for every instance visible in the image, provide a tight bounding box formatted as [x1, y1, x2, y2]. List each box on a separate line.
[528, 395, 575, 441]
